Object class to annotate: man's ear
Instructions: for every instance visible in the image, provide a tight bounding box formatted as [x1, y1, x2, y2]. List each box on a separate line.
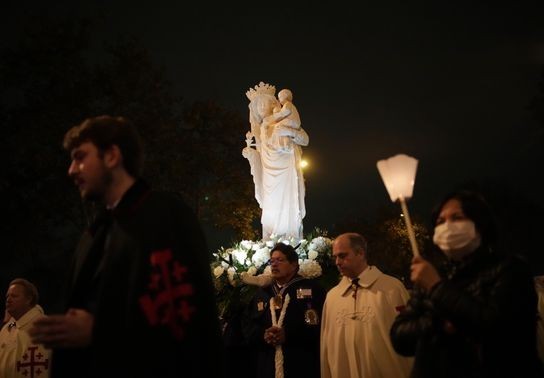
[103, 145, 122, 169]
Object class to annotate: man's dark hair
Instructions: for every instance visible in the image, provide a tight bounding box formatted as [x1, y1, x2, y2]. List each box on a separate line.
[271, 243, 299, 264]
[63, 115, 144, 178]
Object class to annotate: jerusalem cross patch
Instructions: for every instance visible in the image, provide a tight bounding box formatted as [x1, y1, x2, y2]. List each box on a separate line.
[139, 248, 195, 340]
[16, 345, 49, 377]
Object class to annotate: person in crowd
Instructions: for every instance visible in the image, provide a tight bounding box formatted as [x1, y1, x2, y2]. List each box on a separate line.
[390, 190, 543, 377]
[0, 278, 51, 378]
[320, 232, 412, 378]
[29, 115, 223, 377]
[535, 275, 544, 363]
[244, 243, 325, 378]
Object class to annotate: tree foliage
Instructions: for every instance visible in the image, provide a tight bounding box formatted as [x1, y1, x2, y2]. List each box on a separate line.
[1, 18, 95, 276]
[0, 16, 259, 309]
[332, 206, 432, 286]
[181, 101, 260, 239]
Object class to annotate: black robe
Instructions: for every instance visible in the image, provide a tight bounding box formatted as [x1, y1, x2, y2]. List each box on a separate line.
[244, 275, 326, 378]
[52, 180, 224, 377]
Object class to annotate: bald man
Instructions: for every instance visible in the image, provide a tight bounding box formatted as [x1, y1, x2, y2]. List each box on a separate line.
[320, 233, 413, 378]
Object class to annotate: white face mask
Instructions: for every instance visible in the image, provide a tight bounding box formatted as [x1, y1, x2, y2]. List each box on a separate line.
[433, 220, 481, 261]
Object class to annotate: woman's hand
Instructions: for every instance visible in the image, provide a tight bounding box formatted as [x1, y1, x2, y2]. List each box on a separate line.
[410, 255, 442, 292]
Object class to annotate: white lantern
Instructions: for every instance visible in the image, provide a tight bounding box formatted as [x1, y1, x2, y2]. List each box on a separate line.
[376, 154, 418, 202]
[377, 154, 420, 257]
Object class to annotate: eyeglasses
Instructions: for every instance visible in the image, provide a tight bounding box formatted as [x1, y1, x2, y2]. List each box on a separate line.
[269, 258, 287, 265]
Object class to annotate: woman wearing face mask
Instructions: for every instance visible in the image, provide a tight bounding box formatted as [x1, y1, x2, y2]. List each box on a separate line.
[390, 190, 543, 378]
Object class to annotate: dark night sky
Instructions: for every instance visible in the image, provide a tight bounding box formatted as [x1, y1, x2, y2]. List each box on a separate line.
[4, 2, 544, 245]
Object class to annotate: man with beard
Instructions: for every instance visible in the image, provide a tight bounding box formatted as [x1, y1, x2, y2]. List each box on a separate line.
[30, 115, 223, 377]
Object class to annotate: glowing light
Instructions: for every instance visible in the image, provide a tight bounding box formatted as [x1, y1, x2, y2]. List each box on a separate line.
[300, 160, 309, 169]
[376, 154, 418, 202]
[377, 154, 420, 257]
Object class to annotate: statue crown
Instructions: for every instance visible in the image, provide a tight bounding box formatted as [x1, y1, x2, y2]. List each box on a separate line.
[246, 82, 276, 101]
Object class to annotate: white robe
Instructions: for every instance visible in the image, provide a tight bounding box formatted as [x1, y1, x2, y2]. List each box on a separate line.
[320, 266, 413, 378]
[259, 126, 307, 240]
[0, 305, 51, 378]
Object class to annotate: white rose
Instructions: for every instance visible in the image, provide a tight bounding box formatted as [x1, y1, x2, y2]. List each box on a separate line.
[308, 250, 319, 260]
[309, 236, 332, 252]
[252, 247, 270, 268]
[232, 249, 248, 265]
[240, 240, 253, 250]
[299, 260, 322, 278]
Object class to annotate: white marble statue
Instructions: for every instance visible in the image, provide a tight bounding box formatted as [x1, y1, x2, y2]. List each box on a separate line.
[243, 82, 309, 240]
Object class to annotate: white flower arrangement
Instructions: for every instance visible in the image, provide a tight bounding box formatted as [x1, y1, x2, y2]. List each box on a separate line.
[211, 228, 336, 317]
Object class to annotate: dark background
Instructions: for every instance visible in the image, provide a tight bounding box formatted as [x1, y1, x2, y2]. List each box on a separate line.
[2, 1, 544, 312]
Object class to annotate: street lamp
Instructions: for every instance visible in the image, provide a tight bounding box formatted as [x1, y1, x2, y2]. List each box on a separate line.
[377, 154, 420, 257]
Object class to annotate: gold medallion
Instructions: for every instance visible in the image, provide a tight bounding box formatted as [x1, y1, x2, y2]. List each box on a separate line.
[304, 308, 319, 325]
[273, 295, 283, 310]
[296, 288, 313, 299]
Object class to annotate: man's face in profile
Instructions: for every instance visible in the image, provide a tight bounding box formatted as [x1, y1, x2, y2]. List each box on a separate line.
[67, 141, 112, 201]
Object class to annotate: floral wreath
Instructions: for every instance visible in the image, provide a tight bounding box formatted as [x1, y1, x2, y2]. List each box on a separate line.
[210, 228, 337, 319]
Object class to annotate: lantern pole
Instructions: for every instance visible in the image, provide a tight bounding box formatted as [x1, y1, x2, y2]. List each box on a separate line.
[399, 196, 420, 257]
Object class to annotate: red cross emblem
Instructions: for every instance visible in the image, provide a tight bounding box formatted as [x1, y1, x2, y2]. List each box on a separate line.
[16, 345, 49, 377]
[139, 248, 195, 340]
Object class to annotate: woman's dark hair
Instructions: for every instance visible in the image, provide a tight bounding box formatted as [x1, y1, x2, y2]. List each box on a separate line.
[271, 243, 299, 264]
[431, 190, 497, 247]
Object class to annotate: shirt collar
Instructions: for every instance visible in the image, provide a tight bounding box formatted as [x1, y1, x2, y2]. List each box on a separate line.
[7, 305, 44, 329]
[272, 274, 304, 295]
[340, 266, 382, 296]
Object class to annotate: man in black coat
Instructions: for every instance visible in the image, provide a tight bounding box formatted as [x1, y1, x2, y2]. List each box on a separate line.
[30, 115, 223, 377]
[244, 243, 325, 378]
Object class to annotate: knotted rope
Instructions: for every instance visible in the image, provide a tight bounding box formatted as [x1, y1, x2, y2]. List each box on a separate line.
[269, 293, 291, 378]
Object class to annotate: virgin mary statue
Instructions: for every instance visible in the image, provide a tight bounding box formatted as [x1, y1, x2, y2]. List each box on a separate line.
[242, 82, 309, 240]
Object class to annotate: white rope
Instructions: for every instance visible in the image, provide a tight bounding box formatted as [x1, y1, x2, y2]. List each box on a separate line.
[269, 293, 291, 378]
